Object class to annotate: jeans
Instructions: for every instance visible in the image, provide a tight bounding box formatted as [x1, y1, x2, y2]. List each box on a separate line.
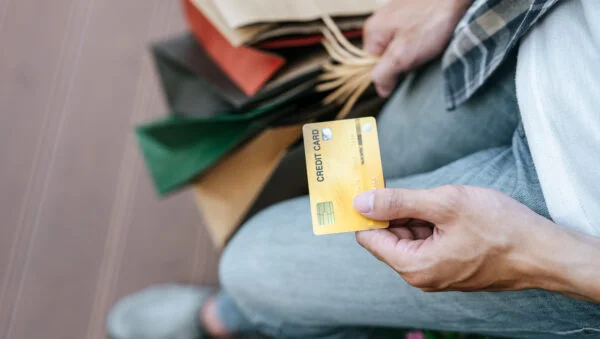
[214, 59, 600, 338]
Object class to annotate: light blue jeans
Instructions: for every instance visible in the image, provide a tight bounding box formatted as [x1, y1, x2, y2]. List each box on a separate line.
[214, 59, 600, 338]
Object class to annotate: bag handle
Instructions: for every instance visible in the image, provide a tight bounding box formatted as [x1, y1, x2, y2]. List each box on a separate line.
[311, 2, 380, 119]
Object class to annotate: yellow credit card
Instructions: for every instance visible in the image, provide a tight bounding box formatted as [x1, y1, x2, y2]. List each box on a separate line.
[303, 117, 388, 235]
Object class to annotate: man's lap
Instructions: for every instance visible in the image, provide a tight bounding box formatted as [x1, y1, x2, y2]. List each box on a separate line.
[219, 58, 600, 337]
[220, 137, 599, 338]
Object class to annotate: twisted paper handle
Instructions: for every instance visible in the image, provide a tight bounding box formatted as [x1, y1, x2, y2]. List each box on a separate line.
[315, 12, 379, 119]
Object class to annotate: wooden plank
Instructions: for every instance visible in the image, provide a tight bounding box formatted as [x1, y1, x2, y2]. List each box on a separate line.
[0, 0, 218, 338]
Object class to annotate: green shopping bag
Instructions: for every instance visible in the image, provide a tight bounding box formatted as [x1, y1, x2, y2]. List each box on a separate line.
[137, 79, 318, 195]
[137, 117, 260, 195]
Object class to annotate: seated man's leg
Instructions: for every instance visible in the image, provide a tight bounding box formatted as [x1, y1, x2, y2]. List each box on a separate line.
[377, 56, 520, 179]
[220, 128, 600, 338]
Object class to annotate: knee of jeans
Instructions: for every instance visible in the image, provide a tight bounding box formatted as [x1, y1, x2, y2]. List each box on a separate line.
[218, 207, 297, 328]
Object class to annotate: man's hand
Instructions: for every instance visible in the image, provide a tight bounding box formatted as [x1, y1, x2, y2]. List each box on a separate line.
[364, 0, 470, 97]
[353, 186, 600, 302]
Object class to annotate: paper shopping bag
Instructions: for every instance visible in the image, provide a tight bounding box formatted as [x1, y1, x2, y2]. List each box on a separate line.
[152, 31, 334, 118]
[152, 34, 246, 115]
[193, 125, 303, 248]
[137, 77, 320, 195]
[184, 0, 285, 96]
[255, 29, 362, 49]
[137, 116, 262, 196]
[188, 0, 270, 46]
[188, 0, 369, 48]
[248, 16, 366, 47]
[212, 0, 377, 29]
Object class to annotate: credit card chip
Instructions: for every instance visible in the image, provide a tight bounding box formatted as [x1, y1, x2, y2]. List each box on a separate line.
[316, 201, 335, 226]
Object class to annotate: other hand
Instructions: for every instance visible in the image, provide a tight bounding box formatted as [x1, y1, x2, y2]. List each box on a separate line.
[364, 0, 470, 97]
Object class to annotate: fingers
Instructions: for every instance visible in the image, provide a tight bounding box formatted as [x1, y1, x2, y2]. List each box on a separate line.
[388, 227, 415, 240]
[409, 225, 434, 239]
[388, 225, 433, 240]
[371, 35, 415, 97]
[363, 15, 394, 56]
[390, 218, 434, 229]
[355, 229, 411, 264]
[353, 186, 464, 224]
[355, 228, 429, 269]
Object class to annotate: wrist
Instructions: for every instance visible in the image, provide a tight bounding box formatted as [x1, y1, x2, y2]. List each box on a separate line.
[521, 219, 600, 302]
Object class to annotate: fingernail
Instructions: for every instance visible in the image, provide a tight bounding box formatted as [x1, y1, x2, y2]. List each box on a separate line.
[375, 85, 391, 98]
[353, 191, 374, 214]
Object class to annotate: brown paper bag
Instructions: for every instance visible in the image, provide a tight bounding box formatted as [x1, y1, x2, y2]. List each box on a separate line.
[193, 125, 302, 249]
[213, 0, 377, 29]
[190, 0, 271, 46]
[249, 16, 367, 45]
[191, 0, 371, 47]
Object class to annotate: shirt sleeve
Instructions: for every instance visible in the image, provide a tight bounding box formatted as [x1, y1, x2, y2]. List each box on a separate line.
[441, 0, 558, 110]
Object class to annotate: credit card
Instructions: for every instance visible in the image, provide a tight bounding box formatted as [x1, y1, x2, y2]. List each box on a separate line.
[303, 117, 388, 235]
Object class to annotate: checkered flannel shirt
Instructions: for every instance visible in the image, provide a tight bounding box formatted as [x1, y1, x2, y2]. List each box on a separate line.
[442, 0, 558, 110]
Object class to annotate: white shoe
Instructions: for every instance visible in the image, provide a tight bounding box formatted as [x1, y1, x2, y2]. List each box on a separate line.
[106, 284, 214, 339]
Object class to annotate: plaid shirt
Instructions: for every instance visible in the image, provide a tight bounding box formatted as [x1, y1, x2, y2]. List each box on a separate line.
[442, 0, 558, 110]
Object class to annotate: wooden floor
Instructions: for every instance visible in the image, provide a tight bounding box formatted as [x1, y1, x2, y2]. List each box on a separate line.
[0, 1, 220, 338]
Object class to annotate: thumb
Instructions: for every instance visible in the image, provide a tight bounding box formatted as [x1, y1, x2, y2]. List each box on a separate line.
[353, 187, 459, 225]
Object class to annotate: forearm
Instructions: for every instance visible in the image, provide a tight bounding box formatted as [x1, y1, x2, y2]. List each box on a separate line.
[525, 220, 600, 303]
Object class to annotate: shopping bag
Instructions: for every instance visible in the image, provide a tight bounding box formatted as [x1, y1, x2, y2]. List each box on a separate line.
[184, 0, 284, 96]
[137, 78, 319, 195]
[188, 0, 270, 47]
[193, 125, 303, 248]
[152, 33, 245, 116]
[189, 0, 369, 47]
[212, 0, 377, 29]
[255, 29, 362, 49]
[151, 33, 329, 117]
